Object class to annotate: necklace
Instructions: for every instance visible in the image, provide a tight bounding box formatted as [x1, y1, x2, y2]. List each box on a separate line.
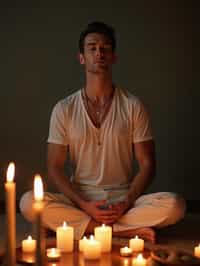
[82, 88, 114, 145]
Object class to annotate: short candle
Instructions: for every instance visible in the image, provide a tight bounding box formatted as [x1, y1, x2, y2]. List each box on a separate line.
[83, 235, 101, 260]
[194, 244, 200, 258]
[56, 221, 74, 252]
[94, 223, 112, 252]
[46, 248, 61, 261]
[79, 236, 88, 252]
[120, 246, 132, 257]
[132, 254, 146, 266]
[129, 235, 144, 252]
[22, 235, 36, 253]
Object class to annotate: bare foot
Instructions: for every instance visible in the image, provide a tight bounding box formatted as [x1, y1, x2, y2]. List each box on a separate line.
[113, 227, 156, 243]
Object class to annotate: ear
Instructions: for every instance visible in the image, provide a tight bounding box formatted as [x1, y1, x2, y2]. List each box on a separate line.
[78, 53, 85, 65]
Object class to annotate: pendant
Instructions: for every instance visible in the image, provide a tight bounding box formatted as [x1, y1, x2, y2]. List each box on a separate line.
[97, 131, 101, 146]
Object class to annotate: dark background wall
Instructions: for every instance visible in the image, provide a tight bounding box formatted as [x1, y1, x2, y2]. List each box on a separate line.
[0, 2, 198, 202]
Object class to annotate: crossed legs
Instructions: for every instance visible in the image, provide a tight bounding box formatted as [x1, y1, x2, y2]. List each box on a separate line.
[20, 191, 186, 242]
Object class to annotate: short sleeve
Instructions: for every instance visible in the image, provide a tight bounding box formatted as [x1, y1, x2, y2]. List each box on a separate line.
[132, 98, 153, 143]
[47, 101, 69, 146]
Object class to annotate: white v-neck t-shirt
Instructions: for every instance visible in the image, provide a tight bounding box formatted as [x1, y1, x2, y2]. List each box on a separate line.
[47, 88, 153, 192]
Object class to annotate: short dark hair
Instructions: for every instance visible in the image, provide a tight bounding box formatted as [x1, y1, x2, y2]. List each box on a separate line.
[79, 21, 116, 53]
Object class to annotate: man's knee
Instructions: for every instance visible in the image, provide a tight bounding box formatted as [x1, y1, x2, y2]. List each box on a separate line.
[166, 193, 186, 225]
[19, 190, 34, 222]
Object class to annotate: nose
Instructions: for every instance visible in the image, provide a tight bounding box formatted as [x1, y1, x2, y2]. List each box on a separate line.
[96, 47, 105, 58]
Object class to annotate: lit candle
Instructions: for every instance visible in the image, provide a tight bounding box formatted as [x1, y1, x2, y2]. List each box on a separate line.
[47, 248, 61, 261]
[120, 246, 132, 257]
[94, 223, 112, 252]
[56, 221, 74, 252]
[194, 244, 200, 258]
[79, 236, 88, 252]
[33, 174, 45, 266]
[22, 235, 36, 253]
[83, 235, 101, 260]
[132, 254, 146, 266]
[123, 258, 130, 266]
[5, 162, 16, 266]
[129, 235, 144, 252]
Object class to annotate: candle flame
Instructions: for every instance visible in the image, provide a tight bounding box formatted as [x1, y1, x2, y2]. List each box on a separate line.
[135, 235, 138, 239]
[6, 162, 15, 182]
[63, 221, 67, 228]
[90, 235, 94, 240]
[51, 248, 56, 254]
[34, 175, 43, 201]
[102, 223, 105, 227]
[27, 235, 32, 240]
[137, 254, 144, 260]
[123, 258, 129, 266]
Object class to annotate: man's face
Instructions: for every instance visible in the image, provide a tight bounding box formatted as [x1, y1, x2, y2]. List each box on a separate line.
[79, 33, 117, 74]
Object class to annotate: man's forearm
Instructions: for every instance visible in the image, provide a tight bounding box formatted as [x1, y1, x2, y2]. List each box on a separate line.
[127, 163, 155, 204]
[48, 168, 86, 208]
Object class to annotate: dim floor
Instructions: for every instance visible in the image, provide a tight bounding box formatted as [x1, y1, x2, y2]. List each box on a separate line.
[0, 213, 200, 265]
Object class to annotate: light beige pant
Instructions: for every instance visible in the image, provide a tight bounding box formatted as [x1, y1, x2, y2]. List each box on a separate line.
[20, 191, 186, 240]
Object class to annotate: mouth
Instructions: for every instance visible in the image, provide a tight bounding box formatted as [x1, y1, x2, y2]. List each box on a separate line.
[95, 60, 106, 65]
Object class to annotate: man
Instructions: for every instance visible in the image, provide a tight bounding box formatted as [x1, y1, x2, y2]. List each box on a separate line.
[20, 21, 186, 243]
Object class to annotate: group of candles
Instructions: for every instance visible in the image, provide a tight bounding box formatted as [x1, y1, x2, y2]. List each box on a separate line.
[4, 162, 200, 266]
[21, 222, 112, 261]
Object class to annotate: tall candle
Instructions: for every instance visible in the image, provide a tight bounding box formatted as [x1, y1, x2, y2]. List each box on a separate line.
[132, 254, 146, 266]
[194, 244, 200, 258]
[56, 221, 74, 252]
[129, 235, 144, 252]
[94, 224, 112, 252]
[83, 235, 101, 260]
[33, 174, 45, 266]
[5, 162, 16, 266]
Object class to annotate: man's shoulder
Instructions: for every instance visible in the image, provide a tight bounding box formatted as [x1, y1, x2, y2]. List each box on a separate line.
[117, 87, 142, 105]
[55, 89, 81, 108]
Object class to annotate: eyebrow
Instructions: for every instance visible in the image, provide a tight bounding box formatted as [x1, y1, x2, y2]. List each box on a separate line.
[86, 41, 112, 47]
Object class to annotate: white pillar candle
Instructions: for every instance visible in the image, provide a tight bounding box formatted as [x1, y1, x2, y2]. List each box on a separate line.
[46, 248, 61, 261]
[83, 235, 101, 260]
[194, 244, 200, 258]
[33, 174, 45, 266]
[94, 223, 112, 252]
[129, 235, 144, 252]
[120, 246, 132, 257]
[79, 236, 88, 252]
[132, 254, 146, 266]
[5, 162, 16, 266]
[56, 221, 74, 252]
[22, 235, 36, 253]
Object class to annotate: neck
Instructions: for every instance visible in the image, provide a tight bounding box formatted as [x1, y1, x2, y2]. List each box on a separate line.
[85, 75, 114, 102]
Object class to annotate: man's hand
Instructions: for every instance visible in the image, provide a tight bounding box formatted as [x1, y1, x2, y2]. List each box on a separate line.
[108, 199, 130, 220]
[80, 200, 119, 224]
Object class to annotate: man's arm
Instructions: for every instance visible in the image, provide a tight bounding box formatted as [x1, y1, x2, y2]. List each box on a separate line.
[127, 139, 156, 204]
[111, 140, 156, 216]
[47, 143, 118, 224]
[47, 143, 86, 207]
